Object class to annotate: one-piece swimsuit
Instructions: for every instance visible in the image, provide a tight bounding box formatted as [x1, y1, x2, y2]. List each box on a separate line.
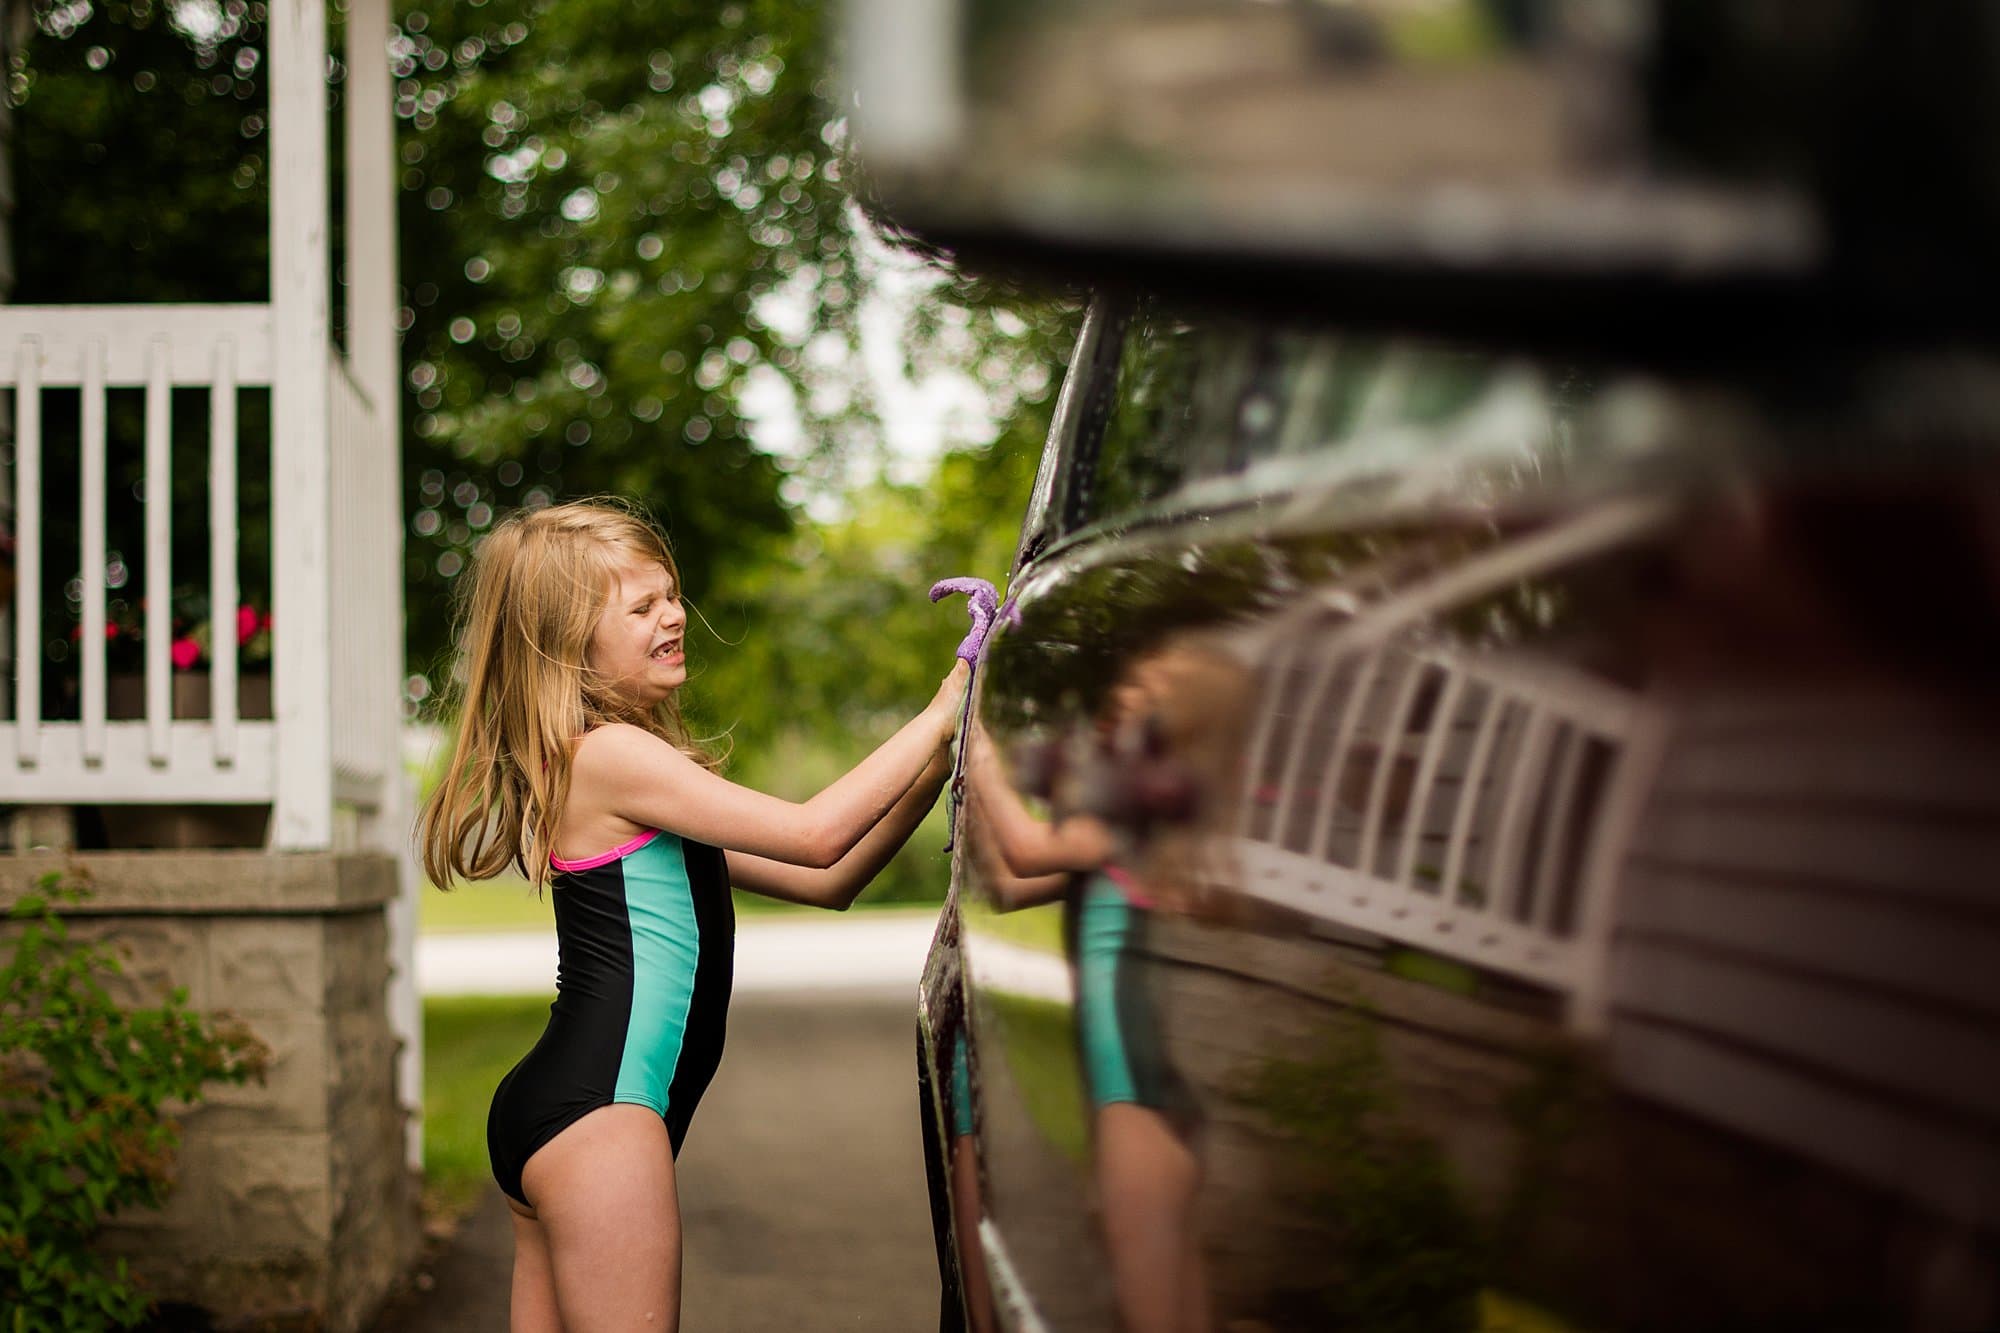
[486, 828, 734, 1206]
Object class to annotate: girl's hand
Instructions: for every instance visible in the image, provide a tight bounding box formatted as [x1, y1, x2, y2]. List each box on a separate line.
[929, 659, 972, 737]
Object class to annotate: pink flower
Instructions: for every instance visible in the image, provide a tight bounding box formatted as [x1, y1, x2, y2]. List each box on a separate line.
[237, 604, 259, 645]
[171, 637, 201, 671]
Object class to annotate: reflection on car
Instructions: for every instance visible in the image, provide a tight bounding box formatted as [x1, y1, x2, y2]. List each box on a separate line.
[913, 296, 2000, 1333]
[853, 2, 2000, 1329]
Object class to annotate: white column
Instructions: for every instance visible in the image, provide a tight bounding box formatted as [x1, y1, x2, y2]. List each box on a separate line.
[346, 0, 421, 1169]
[269, 0, 334, 849]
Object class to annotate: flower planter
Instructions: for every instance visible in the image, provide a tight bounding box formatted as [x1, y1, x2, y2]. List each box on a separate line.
[96, 803, 272, 849]
[96, 673, 276, 847]
[105, 671, 274, 721]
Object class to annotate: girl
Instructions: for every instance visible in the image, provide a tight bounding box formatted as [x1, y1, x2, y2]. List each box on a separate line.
[416, 499, 967, 1332]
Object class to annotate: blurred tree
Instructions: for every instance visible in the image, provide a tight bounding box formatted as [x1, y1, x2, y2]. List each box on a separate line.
[10, 0, 271, 305]
[693, 361, 1063, 767]
[8, 0, 1070, 701]
[389, 0, 836, 682]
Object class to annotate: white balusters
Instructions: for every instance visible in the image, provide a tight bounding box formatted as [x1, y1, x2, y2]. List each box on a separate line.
[1306, 647, 1384, 865]
[1393, 662, 1466, 891]
[1355, 653, 1430, 880]
[1230, 631, 1655, 1010]
[1438, 684, 1506, 911]
[0, 305, 307, 807]
[80, 336, 106, 763]
[13, 336, 40, 764]
[1486, 709, 1555, 921]
[211, 338, 239, 763]
[145, 335, 172, 762]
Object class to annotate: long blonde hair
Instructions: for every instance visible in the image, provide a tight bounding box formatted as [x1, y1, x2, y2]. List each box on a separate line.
[417, 498, 721, 891]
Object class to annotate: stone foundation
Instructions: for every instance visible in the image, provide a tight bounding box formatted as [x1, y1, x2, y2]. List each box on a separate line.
[0, 851, 420, 1331]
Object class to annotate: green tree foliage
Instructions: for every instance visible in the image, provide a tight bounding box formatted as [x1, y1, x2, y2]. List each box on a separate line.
[0, 874, 269, 1329]
[693, 351, 1064, 770]
[10, 0, 271, 305]
[391, 0, 846, 676]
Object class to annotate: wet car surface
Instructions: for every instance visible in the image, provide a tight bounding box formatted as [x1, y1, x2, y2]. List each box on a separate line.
[849, 1, 2000, 1326]
[914, 300, 2000, 1331]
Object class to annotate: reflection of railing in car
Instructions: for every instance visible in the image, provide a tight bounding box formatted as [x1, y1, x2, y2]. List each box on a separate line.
[1227, 504, 1670, 1030]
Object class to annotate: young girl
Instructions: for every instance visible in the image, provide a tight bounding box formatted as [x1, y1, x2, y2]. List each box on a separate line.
[416, 499, 967, 1332]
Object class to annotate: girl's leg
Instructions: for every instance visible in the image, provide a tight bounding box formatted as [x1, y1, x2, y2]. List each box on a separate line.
[950, 1135, 998, 1333]
[1095, 1103, 1208, 1333]
[507, 1202, 564, 1333]
[520, 1104, 683, 1333]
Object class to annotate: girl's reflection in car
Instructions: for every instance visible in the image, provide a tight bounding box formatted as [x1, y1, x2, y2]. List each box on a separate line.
[961, 634, 1249, 1333]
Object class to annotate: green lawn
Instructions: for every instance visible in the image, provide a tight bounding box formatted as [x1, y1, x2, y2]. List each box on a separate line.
[983, 991, 1089, 1166]
[422, 994, 551, 1217]
[963, 901, 1066, 956]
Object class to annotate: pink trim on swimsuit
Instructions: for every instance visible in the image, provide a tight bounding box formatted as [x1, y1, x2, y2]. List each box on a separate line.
[1100, 862, 1159, 910]
[549, 829, 661, 872]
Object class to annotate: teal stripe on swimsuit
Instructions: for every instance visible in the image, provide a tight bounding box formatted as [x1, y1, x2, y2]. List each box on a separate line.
[615, 833, 701, 1114]
[1077, 873, 1138, 1106]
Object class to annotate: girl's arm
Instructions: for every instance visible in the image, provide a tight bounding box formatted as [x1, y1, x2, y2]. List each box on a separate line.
[962, 722, 1115, 877]
[962, 789, 1072, 910]
[573, 661, 969, 869]
[725, 737, 952, 908]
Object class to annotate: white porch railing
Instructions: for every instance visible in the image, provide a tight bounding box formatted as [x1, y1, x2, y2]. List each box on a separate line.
[0, 307, 398, 832]
[1226, 501, 1671, 1031]
[1237, 644, 1641, 981]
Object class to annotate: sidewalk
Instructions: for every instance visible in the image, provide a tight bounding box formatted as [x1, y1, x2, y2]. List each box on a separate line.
[417, 912, 945, 996]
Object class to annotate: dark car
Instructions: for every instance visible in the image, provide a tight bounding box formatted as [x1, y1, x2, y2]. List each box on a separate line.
[851, 3, 2000, 1329]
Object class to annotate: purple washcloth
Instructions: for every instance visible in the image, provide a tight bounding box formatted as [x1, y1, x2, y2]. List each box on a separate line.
[930, 577, 1000, 663]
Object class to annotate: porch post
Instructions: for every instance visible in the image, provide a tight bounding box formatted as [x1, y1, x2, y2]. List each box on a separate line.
[344, 0, 421, 1168]
[269, 0, 334, 849]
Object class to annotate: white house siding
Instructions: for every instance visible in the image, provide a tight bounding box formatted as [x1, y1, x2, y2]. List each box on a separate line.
[1607, 686, 2000, 1231]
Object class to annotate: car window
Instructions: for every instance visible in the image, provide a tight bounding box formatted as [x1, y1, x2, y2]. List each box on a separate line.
[1063, 302, 1264, 531]
[1059, 298, 1608, 535]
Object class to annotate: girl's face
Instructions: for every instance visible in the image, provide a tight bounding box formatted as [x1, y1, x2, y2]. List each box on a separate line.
[587, 555, 688, 704]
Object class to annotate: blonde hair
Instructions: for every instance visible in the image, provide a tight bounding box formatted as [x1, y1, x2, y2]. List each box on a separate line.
[417, 498, 721, 891]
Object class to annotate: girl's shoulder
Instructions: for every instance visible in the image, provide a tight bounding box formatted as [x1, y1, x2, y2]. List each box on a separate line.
[558, 725, 666, 863]
[572, 720, 658, 758]
[570, 721, 695, 785]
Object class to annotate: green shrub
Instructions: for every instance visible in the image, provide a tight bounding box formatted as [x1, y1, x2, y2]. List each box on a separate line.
[0, 872, 268, 1330]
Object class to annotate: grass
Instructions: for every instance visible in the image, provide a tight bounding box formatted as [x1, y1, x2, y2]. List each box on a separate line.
[963, 900, 1066, 956]
[983, 991, 1089, 1166]
[421, 878, 553, 934]
[422, 994, 552, 1218]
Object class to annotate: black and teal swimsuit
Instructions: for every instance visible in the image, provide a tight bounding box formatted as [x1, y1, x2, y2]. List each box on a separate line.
[1067, 869, 1198, 1133]
[487, 829, 734, 1207]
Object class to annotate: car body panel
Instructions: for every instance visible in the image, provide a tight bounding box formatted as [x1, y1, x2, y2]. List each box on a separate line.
[916, 298, 2000, 1331]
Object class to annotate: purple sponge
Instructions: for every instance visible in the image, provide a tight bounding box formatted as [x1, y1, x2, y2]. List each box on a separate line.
[929, 577, 1000, 663]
